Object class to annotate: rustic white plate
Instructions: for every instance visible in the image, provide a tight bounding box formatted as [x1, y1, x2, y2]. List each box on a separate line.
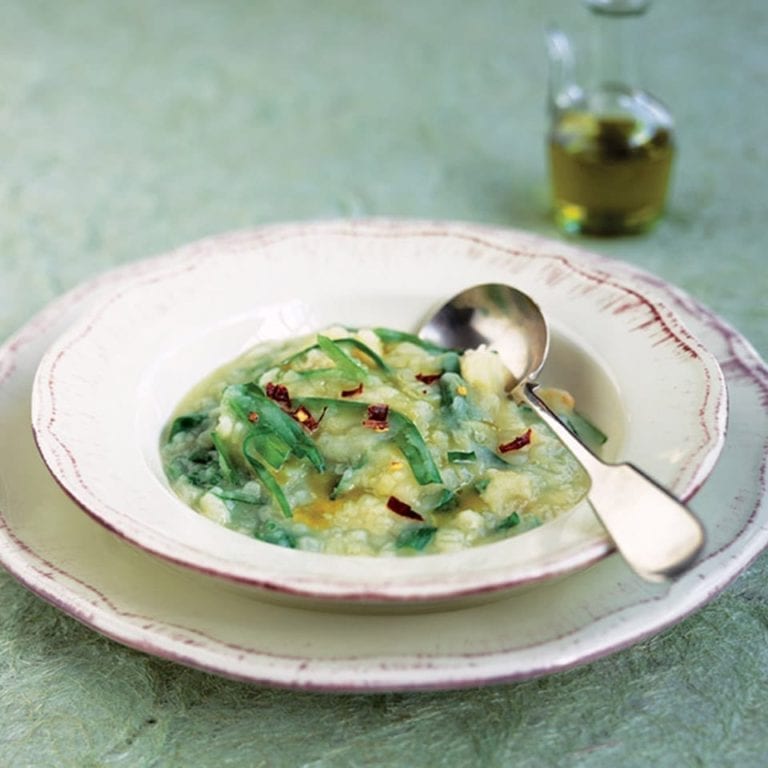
[1, 221, 765, 691]
[29, 221, 726, 606]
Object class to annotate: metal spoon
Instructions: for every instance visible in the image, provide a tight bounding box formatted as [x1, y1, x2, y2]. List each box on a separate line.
[419, 283, 705, 582]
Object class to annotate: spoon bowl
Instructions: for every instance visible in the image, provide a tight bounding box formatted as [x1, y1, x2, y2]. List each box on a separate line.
[420, 283, 550, 384]
[419, 283, 706, 582]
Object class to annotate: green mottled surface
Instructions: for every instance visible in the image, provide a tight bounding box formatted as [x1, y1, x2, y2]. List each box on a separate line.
[1, 1, 766, 766]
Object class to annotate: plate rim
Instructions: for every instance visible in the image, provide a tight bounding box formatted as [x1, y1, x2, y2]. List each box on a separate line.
[0, 219, 765, 692]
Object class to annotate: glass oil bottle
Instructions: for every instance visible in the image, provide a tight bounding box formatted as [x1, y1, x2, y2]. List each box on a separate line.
[546, 0, 674, 235]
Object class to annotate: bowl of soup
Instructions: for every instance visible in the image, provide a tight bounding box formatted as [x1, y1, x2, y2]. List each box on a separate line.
[30, 220, 727, 607]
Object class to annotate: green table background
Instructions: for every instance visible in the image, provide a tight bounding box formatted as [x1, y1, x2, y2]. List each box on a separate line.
[2, 1, 766, 765]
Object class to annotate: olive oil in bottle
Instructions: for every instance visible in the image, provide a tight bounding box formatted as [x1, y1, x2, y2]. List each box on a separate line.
[545, 0, 674, 236]
[549, 111, 674, 235]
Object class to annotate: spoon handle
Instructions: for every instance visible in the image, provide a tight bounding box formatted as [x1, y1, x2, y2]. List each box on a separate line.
[523, 383, 706, 582]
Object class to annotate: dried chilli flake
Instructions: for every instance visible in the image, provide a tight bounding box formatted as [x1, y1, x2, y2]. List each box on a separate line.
[341, 382, 364, 398]
[291, 405, 325, 432]
[415, 372, 442, 385]
[247, 411, 260, 423]
[265, 381, 292, 408]
[362, 403, 389, 431]
[386, 496, 424, 521]
[499, 428, 533, 453]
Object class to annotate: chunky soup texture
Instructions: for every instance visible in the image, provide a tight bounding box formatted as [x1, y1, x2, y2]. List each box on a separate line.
[160, 327, 599, 556]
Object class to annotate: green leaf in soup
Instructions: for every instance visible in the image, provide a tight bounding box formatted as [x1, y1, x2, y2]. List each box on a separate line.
[167, 412, 208, 441]
[278, 336, 389, 374]
[388, 410, 443, 486]
[439, 372, 473, 421]
[244, 426, 292, 470]
[335, 337, 391, 373]
[330, 461, 363, 500]
[431, 487, 459, 512]
[473, 477, 491, 494]
[447, 450, 476, 464]
[226, 384, 325, 472]
[211, 432, 239, 483]
[255, 519, 297, 549]
[211, 487, 262, 505]
[560, 410, 607, 451]
[495, 511, 521, 531]
[293, 367, 351, 380]
[289, 334, 388, 380]
[168, 447, 222, 488]
[437, 351, 462, 374]
[473, 445, 512, 470]
[242, 435, 292, 518]
[396, 525, 438, 551]
[372, 327, 451, 355]
[316, 335, 369, 379]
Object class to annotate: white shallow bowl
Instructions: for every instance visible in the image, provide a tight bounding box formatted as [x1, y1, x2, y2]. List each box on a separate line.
[30, 220, 727, 607]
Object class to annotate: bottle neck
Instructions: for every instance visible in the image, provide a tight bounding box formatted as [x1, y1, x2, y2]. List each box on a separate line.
[591, 12, 638, 93]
